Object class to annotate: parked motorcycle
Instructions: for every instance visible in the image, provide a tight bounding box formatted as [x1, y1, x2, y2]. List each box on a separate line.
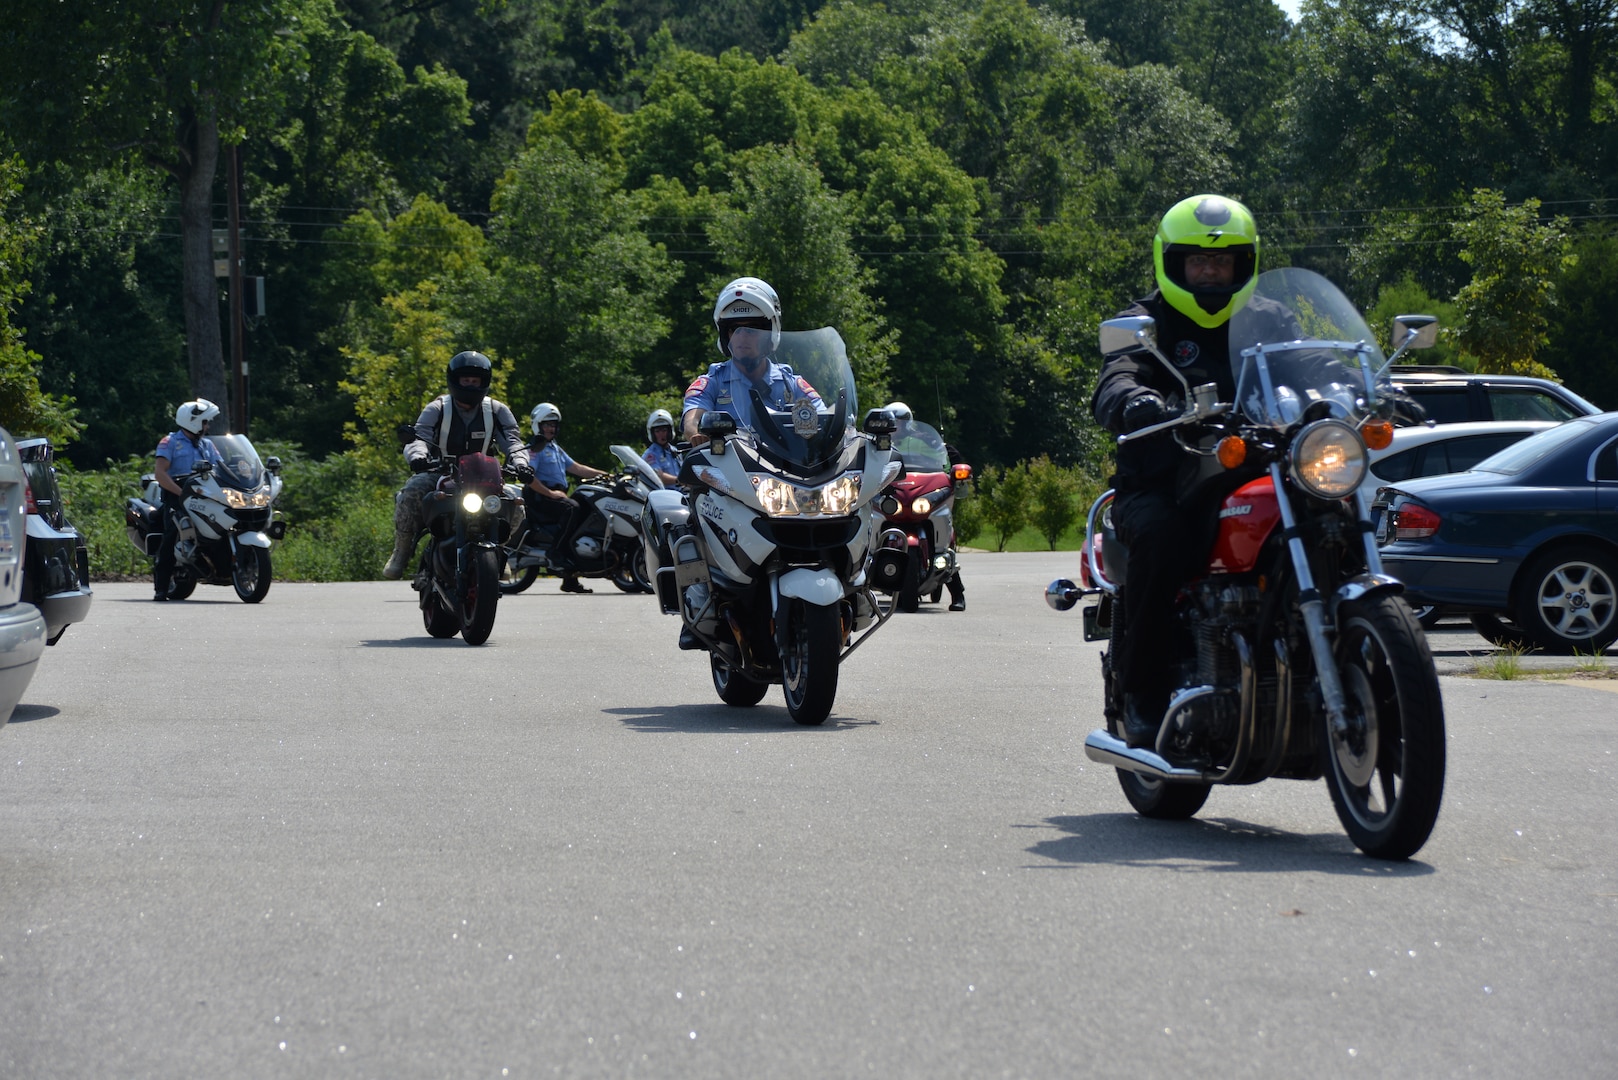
[411, 451, 517, 644]
[645, 326, 902, 725]
[869, 418, 971, 611]
[1048, 268, 1447, 859]
[125, 433, 286, 603]
[498, 446, 659, 595]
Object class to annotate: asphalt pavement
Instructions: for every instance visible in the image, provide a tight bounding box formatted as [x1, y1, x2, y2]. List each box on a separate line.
[1, 555, 1614, 1078]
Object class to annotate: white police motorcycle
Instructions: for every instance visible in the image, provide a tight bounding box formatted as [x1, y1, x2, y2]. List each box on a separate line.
[644, 327, 902, 725]
[125, 434, 286, 602]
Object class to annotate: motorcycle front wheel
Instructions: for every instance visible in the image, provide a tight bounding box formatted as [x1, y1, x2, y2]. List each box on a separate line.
[233, 546, 272, 603]
[780, 598, 840, 726]
[711, 655, 768, 707]
[460, 548, 500, 645]
[165, 576, 197, 601]
[1325, 595, 1447, 860]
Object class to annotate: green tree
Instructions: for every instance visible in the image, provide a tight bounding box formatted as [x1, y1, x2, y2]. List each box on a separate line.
[975, 460, 1031, 551]
[1452, 189, 1574, 377]
[1026, 455, 1080, 550]
[1543, 226, 1618, 410]
[0, 156, 82, 444]
[0, 0, 334, 431]
[472, 116, 678, 460]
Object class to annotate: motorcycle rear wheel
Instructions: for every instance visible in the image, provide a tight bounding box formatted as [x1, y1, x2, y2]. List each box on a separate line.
[780, 599, 840, 726]
[500, 566, 540, 595]
[1116, 771, 1212, 820]
[610, 544, 647, 594]
[711, 655, 768, 707]
[1325, 595, 1446, 860]
[460, 548, 500, 645]
[233, 546, 272, 603]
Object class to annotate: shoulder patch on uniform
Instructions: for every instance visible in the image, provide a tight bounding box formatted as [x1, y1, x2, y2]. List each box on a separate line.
[796, 376, 816, 395]
[685, 375, 709, 397]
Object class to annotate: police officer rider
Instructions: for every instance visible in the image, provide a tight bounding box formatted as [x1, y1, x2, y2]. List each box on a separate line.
[152, 398, 225, 600]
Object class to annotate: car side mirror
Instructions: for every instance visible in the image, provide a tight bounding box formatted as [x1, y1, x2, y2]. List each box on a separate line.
[1392, 315, 1439, 350]
[265, 456, 282, 474]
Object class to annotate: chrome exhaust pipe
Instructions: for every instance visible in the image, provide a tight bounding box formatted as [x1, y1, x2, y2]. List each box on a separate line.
[1083, 729, 1216, 782]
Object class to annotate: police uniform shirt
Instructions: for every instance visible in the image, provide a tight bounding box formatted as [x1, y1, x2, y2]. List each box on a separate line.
[530, 440, 576, 489]
[682, 360, 824, 433]
[155, 430, 223, 476]
[643, 442, 680, 477]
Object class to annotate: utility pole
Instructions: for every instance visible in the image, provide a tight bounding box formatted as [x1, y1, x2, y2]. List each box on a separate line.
[226, 144, 248, 435]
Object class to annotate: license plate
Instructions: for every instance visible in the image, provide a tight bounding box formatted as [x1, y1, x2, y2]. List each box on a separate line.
[1083, 603, 1111, 642]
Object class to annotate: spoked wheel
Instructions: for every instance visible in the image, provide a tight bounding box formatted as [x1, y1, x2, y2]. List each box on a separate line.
[232, 546, 272, 603]
[711, 654, 768, 707]
[1325, 595, 1446, 860]
[779, 598, 840, 725]
[460, 548, 500, 645]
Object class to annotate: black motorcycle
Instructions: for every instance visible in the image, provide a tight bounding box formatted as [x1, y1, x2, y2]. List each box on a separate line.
[413, 451, 518, 644]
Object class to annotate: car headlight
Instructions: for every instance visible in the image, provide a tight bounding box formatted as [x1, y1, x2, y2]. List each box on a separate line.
[1290, 419, 1367, 499]
[752, 472, 862, 517]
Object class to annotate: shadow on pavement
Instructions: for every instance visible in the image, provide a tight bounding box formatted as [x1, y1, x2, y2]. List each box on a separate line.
[7, 704, 60, 724]
[606, 703, 880, 734]
[1020, 813, 1437, 877]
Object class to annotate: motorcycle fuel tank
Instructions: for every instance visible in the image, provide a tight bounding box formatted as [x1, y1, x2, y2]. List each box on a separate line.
[1206, 477, 1281, 574]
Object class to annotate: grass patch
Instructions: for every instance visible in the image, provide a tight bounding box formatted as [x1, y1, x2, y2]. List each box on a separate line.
[1472, 645, 1530, 680]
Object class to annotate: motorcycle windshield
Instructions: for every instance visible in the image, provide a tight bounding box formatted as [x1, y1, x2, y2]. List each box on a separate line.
[610, 445, 664, 490]
[457, 452, 503, 487]
[1230, 268, 1394, 432]
[210, 434, 266, 489]
[743, 326, 858, 471]
[893, 420, 950, 473]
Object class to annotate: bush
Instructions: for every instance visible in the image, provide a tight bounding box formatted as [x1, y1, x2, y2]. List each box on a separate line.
[1027, 456, 1081, 551]
[274, 494, 395, 581]
[976, 462, 1031, 552]
[952, 483, 983, 547]
[57, 456, 152, 578]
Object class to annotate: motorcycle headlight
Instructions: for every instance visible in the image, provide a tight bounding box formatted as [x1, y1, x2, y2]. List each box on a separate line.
[462, 492, 484, 514]
[1290, 419, 1367, 499]
[753, 472, 861, 517]
[911, 497, 931, 515]
[482, 494, 502, 514]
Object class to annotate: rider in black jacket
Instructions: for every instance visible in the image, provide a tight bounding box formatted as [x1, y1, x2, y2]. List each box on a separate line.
[1091, 195, 1298, 748]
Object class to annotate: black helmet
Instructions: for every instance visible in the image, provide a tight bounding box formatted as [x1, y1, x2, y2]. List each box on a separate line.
[447, 351, 493, 406]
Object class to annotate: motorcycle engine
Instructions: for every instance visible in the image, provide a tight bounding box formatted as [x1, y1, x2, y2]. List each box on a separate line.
[574, 535, 602, 560]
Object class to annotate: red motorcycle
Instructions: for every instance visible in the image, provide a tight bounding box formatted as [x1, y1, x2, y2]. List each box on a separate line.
[868, 417, 971, 611]
[1049, 268, 1447, 860]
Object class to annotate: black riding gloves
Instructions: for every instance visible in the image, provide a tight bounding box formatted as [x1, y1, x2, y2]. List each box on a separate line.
[1121, 392, 1170, 434]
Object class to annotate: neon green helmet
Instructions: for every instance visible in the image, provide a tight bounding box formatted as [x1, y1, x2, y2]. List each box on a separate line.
[1152, 195, 1260, 329]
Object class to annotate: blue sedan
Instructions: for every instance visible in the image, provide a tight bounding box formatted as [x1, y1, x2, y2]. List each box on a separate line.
[1377, 412, 1618, 654]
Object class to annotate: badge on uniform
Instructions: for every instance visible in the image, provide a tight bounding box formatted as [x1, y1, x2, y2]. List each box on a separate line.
[791, 397, 819, 437]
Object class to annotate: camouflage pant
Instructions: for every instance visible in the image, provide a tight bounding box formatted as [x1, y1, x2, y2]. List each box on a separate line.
[393, 472, 439, 540]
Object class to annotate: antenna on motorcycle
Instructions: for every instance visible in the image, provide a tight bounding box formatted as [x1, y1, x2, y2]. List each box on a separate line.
[863, 408, 897, 451]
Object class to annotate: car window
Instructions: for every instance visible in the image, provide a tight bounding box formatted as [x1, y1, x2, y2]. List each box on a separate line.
[1374, 447, 1419, 481]
[1486, 388, 1579, 422]
[1596, 438, 1618, 482]
[1402, 387, 1471, 423]
[1475, 417, 1600, 474]
[1445, 433, 1535, 472]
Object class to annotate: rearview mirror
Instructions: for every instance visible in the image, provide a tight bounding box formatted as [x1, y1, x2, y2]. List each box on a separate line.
[1099, 316, 1158, 356]
[193, 460, 214, 475]
[1393, 315, 1439, 350]
[265, 456, 282, 474]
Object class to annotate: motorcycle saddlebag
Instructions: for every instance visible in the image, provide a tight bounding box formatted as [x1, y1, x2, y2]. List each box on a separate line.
[125, 498, 162, 558]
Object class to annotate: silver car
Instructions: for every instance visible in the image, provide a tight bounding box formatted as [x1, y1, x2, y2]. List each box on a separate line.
[0, 426, 48, 727]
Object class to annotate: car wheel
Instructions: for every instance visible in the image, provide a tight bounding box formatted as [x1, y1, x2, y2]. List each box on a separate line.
[1469, 612, 1533, 650]
[1512, 545, 1618, 655]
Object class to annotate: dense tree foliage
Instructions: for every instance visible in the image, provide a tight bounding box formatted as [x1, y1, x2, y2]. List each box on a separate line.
[2, 0, 1614, 485]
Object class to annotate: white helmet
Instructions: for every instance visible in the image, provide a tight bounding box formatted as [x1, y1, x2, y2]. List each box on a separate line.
[886, 401, 913, 424]
[530, 402, 561, 435]
[713, 276, 781, 356]
[176, 398, 220, 435]
[647, 408, 675, 442]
